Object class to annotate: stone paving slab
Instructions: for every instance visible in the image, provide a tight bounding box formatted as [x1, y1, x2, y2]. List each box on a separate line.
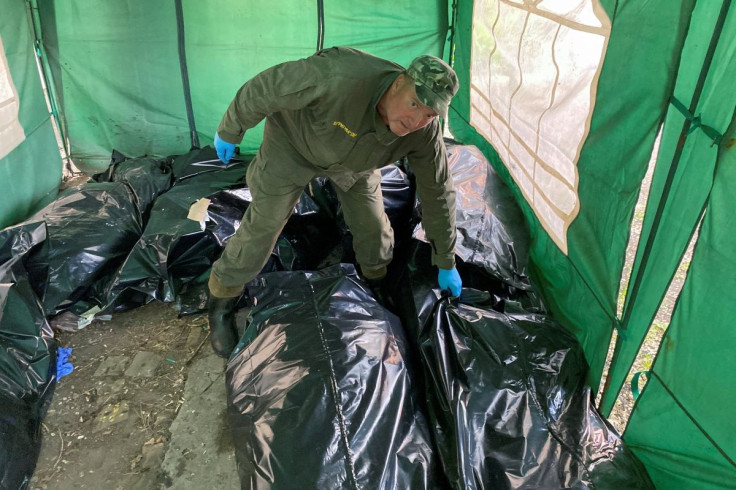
[94, 400, 131, 432]
[161, 354, 239, 489]
[124, 351, 163, 378]
[93, 355, 130, 377]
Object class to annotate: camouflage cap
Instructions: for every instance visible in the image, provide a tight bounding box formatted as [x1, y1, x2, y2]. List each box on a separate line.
[406, 55, 459, 118]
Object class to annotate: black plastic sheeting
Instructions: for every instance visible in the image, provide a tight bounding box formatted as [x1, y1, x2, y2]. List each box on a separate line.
[381, 240, 544, 340]
[226, 265, 445, 489]
[95, 162, 248, 311]
[0, 223, 56, 489]
[307, 164, 420, 268]
[169, 146, 243, 183]
[414, 289, 654, 489]
[92, 150, 173, 217]
[12, 150, 418, 318]
[414, 143, 531, 291]
[203, 187, 252, 247]
[173, 184, 341, 317]
[23, 182, 144, 315]
[99, 167, 343, 313]
[207, 185, 342, 273]
[174, 167, 412, 317]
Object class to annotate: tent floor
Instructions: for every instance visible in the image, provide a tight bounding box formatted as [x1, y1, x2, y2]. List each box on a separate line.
[31, 301, 241, 489]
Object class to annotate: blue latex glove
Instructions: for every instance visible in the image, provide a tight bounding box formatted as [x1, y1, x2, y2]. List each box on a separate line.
[438, 267, 462, 297]
[56, 346, 74, 381]
[214, 132, 236, 164]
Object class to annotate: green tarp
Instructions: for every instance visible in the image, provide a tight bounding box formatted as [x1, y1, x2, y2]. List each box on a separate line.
[601, 0, 736, 415]
[36, 0, 446, 173]
[0, 0, 61, 228]
[624, 112, 736, 488]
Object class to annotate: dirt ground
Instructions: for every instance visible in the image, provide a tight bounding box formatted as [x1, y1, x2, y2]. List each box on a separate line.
[29, 303, 214, 490]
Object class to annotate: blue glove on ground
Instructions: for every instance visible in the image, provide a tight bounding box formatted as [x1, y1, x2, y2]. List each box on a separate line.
[214, 132, 236, 163]
[438, 267, 462, 297]
[56, 346, 74, 381]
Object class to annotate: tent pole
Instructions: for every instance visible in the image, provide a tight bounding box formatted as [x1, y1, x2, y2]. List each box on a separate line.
[174, 0, 199, 149]
[316, 0, 325, 52]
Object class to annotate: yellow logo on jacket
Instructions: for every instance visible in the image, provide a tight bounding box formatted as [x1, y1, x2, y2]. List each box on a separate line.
[333, 121, 357, 138]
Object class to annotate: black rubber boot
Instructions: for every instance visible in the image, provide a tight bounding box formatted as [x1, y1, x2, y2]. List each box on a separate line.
[207, 295, 239, 358]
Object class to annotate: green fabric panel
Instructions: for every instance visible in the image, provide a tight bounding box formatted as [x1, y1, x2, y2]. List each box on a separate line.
[625, 377, 735, 489]
[323, 0, 448, 63]
[0, 120, 61, 228]
[183, 0, 318, 155]
[39, 1, 447, 168]
[184, 0, 447, 154]
[449, 0, 694, 391]
[601, 1, 736, 414]
[624, 136, 736, 486]
[0, 0, 61, 228]
[37, 1, 189, 174]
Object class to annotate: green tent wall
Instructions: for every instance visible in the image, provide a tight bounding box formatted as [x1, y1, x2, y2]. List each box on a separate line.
[34, 0, 447, 174]
[601, 0, 736, 414]
[0, 0, 61, 228]
[620, 2, 736, 487]
[1, 0, 734, 487]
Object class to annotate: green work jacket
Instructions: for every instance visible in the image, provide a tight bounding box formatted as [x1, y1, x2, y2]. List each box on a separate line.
[217, 47, 456, 269]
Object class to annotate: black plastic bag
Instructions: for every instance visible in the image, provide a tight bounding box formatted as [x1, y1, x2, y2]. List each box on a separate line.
[168, 145, 249, 183]
[96, 162, 248, 311]
[100, 157, 346, 313]
[0, 223, 56, 489]
[226, 265, 444, 489]
[92, 150, 173, 216]
[307, 164, 420, 269]
[207, 186, 342, 272]
[383, 241, 543, 344]
[23, 182, 143, 315]
[417, 290, 654, 489]
[414, 144, 531, 290]
[274, 188, 343, 271]
[204, 187, 251, 247]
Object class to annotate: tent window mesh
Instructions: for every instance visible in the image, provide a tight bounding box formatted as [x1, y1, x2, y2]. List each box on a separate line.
[470, 0, 610, 254]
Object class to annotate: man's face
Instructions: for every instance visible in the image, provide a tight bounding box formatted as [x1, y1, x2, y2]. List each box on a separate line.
[379, 75, 438, 137]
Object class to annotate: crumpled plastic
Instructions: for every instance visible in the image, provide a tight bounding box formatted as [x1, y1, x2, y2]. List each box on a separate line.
[23, 181, 144, 315]
[226, 265, 445, 489]
[416, 289, 654, 489]
[92, 150, 173, 216]
[95, 161, 248, 311]
[0, 223, 56, 489]
[414, 144, 531, 290]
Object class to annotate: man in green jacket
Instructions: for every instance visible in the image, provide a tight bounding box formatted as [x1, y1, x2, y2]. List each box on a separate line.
[208, 47, 462, 357]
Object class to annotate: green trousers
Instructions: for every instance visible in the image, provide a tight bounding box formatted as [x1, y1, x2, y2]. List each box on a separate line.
[209, 144, 394, 298]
